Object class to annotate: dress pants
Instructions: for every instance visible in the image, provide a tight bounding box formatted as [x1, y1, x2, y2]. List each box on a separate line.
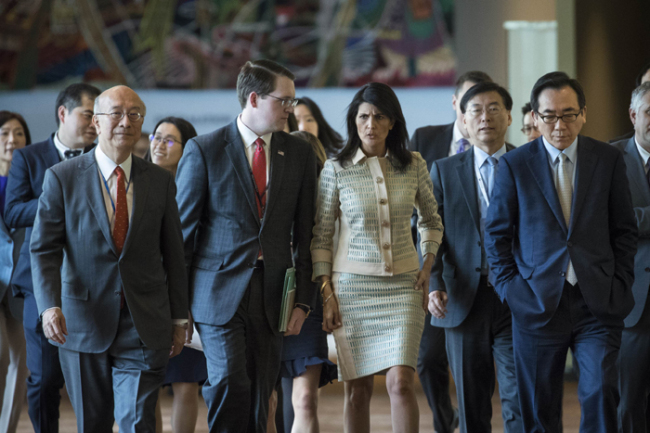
[23, 292, 65, 433]
[618, 293, 650, 433]
[512, 282, 622, 433]
[0, 295, 28, 433]
[197, 266, 283, 433]
[59, 305, 168, 433]
[445, 277, 522, 433]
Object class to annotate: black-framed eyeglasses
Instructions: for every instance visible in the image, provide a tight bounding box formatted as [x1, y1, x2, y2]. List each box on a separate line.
[149, 134, 181, 147]
[95, 112, 144, 122]
[264, 94, 299, 107]
[521, 126, 538, 134]
[536, 110, 583, 124]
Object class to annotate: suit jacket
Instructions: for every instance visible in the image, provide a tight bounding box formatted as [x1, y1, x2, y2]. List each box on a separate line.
[429, 144, 515, 328]
[485, 136, 637, 329]
[4, 136, 61, 301]
[609, 130, 634, 144]
[409, 123, 454, 171]
[0, 215, 24, 321]
[175, 120, 317, 334]
[613, 137, 650, 327]
[30, 150, 188, 353]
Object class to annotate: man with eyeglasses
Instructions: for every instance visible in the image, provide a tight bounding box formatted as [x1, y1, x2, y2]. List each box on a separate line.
[521, 102, 541, 143]
[428, 81, 522, 432]
[30, 85, 188, 432]
[175, 59, 317, 432]
[4, 82, 100, 433]
[484, 71, 637, 433]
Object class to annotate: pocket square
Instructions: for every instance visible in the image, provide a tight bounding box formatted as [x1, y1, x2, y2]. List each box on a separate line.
[278, 151, 285, 156]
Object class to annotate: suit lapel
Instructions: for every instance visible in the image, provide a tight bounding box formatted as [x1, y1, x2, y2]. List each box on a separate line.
[455, 151, 480, 233]
[569, 137, 597, 236]
[263, 134, 286, 227]
[80, 150, 118, 256]
[121, 158, 149, 256]
[526, 138, 568, 232]
[622, 137, 650, 204]
[224, 123, 261, 226]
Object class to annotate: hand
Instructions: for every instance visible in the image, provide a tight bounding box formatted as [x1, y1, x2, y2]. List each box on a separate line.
[185, 311, 194, 345]
[322, 291, 342, 333]
[415, 266, 432, 312]
[429, 291, 448, 319]
[285, 308, 307, 336]
[170, 326, 185, 358]
[42, 308, 67, 344]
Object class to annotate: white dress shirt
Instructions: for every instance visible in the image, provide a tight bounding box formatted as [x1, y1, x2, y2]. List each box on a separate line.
[236, 115, 271, 184]
[53, 133, 77, 161]
[95, 145, 133, 230]
[635, 138, 650, 174]
[542, 136, 579, 190]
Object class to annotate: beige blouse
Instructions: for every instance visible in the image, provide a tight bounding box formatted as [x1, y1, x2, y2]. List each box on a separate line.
[311, 149, 443, 279]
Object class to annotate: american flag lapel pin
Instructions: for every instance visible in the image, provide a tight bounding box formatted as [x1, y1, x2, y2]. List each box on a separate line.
[278, 151, 285, 156]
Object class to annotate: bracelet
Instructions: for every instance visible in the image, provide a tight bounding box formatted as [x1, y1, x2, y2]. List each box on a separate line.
[322, 293, 334, 305]
[320, 279, 332, 296]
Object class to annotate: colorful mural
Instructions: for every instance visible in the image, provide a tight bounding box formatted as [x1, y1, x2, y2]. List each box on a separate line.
[0, 0, 456, 90]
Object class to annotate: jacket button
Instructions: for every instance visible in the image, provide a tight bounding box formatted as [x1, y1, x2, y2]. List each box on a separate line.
[379, 199, 387, 205]
[646, 268, 650, 272]
[383, 243, 390, 250]
[477, 241, 481, 247]
[376, 177, 384, 184]
[384, 265, 391, 272]
[475, 267, 481, 272]
[382, 221, 390, 227]
[560, 271, 566, 277]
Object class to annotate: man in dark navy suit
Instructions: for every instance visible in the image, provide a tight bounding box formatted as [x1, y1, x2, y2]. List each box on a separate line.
[485, 72, 637, 433]
[4, 83, 100, 433]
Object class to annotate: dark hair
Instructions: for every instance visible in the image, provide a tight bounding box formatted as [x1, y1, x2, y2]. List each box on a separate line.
[460, 82, 513, 114]
[236, 60, 296, 109]
[455, 71, 493, 95]
[291, 130, 327, 172]
[0, 111, 32, 145]
[637, 61, 650, 87]
[152, 117, 198, 148]
[286, 112, 298, 132]
[54, 83, 101, 126]
[336, 82, 412, 171]
[296, 97, 344, 157]
[521, 102, 533, 116]
[530, 71, 586, 113]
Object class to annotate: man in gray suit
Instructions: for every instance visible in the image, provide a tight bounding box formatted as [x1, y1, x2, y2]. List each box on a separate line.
[30, 85, 188, 433]
[614, 81, 650, 431]
[175, 60, 317, 433]
[429, 82, 522, 432]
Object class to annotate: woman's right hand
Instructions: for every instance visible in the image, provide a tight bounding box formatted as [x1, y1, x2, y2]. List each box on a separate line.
[321, 279, 342, 333]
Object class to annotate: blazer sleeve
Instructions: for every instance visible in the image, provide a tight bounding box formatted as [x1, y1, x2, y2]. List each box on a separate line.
[428, 161, 446, 292]
[29, 169, 65, 315]
[413, 153, 443, 257]
[160, 174, 189, 320]
[175, 139, 209, 271]
[484, 156, 519, 300]
[292, 146, 318, 306]
[310, 160, 339, 280]
[5, 150, 38, 228]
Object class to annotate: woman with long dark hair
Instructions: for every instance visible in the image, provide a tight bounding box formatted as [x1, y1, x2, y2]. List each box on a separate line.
[294, 97, 344, 157]
[311, 83, 443, 432]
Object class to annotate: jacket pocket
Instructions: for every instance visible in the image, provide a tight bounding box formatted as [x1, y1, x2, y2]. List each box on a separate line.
[442, 264, 456, 279]
[62, 282, 89, 301]
[519, 265, 535, 280]
[191, 256, 224, 271]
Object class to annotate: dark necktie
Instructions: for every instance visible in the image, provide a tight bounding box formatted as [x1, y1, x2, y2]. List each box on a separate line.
[252, 138, 267, 219]
[457, 138, 470, 154]
[646, 160, 650, 189]
[112, 167, 129, 308]
[64, 149, 82, 159]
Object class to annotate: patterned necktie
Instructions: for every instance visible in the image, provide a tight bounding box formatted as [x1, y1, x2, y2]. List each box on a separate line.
[457, 138, 470, 154]
[112, 166, 129, 308]
[64, 149, 82, 160]
[252, 138, 267, 219]
[557, 153, 578, 285]
[486, 156, 498, 197]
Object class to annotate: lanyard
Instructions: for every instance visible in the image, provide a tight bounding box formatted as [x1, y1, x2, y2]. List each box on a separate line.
[475, 163, 490, 206]
[100, 168, 131, 214]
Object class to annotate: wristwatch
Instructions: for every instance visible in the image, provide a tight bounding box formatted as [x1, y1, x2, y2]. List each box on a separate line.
[294, 303, 311, 318]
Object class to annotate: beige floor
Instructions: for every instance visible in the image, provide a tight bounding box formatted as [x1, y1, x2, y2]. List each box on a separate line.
[13, 376, 582, 432]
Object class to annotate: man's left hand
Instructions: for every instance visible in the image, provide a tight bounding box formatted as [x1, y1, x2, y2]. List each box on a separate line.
[170, 326, 185, 358]
[285, 308, 307, 336]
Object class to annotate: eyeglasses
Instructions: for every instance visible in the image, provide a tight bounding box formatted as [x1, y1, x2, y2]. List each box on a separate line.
[521, 126, 538, 134]
[466, 106, 503, 118]
[149, 134, 180, 147]
[95, 112, 144, 122]
[264, 94, 299, 107]
[536, 110, 582, 124]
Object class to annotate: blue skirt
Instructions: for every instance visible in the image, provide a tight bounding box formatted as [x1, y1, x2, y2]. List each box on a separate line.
[163, 346, 208, 385]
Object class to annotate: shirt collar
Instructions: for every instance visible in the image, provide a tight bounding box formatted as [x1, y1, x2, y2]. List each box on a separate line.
[351, 147, 392, 165]
[453, 120, 466, 144]
[95, 145, 132, 182]
[635, 136, 650, 167]
[236, 115, 272, 149]
[473, 144, 507, 168]
[53, 132, 74, 158]
[542, 135, 578, 164]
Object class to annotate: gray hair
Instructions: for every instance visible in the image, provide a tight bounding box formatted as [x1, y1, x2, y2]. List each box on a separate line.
[630, 82, 650, 113]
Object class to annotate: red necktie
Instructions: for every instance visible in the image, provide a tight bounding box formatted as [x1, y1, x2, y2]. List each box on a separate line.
[112, 166, 129, 308]
[252, 138, 267, 219]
